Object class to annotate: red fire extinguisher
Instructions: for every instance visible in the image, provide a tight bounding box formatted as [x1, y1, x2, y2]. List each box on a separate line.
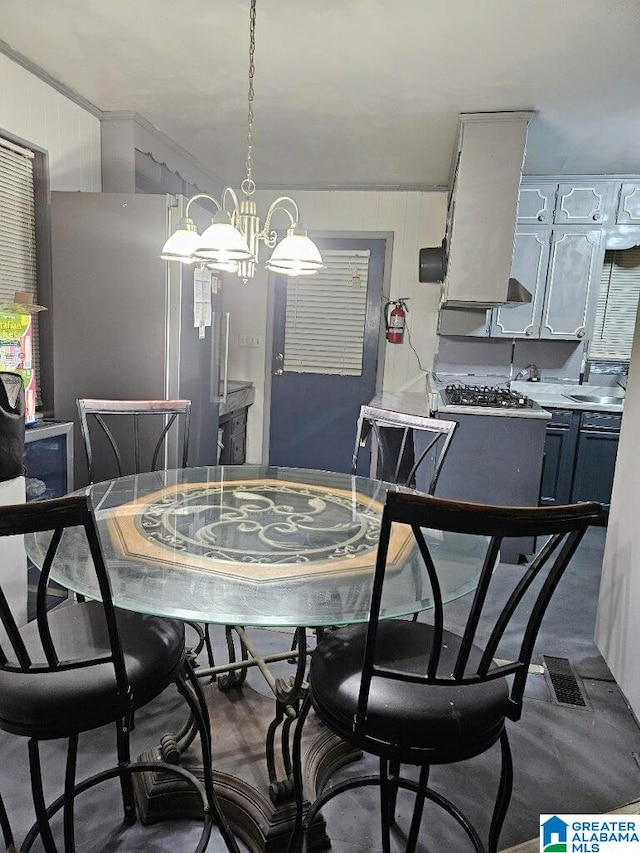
[385, 299, 409, 344]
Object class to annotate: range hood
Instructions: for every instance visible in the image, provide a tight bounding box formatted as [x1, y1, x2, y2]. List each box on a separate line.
[505, 277, 532, 305]
[422, 111, 534, 308]
[419, 251, 532, 305]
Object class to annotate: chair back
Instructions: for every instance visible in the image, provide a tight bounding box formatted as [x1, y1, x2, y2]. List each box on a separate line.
[77, 399, 192, 483]
[0, 495, 129, 695]
[352, 405, 457, 491]
[356, 491, 602, 728]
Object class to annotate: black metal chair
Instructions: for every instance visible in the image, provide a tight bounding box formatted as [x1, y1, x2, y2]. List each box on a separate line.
[76, 397, 214, 667]
[76, 398, 192, 484]
[288, 491, 602, 853]
[351, 405, 457, 491]
[0, 494, 240, 853]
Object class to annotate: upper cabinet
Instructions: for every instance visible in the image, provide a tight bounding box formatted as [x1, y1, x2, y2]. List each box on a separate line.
[516, 184, 557, 224]
[517, 180, 614, 225]
[555, 182, 614, 224]
[491, 178, 618, 340]
[491, 225, 605, 340]
[616, 182, 640, 224]
[440, 173, 640, 338]
[491, 228, 551, 337]
[442, 111, 533, 308]
[540, 228, 605, 339]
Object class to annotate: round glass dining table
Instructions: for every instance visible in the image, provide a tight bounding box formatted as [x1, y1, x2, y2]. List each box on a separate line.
[27, 465, 484, 628]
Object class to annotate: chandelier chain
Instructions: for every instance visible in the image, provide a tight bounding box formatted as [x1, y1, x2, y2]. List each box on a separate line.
[243, 0, 257, 197]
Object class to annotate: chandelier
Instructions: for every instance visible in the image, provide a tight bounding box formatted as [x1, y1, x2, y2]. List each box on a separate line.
[161, 0, 323, 283]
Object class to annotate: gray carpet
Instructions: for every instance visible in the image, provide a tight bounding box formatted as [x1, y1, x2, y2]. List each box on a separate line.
[4, 526, 640, 851]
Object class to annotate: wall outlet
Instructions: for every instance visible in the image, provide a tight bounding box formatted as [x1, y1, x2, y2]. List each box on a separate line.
[239, 334, 263, 348]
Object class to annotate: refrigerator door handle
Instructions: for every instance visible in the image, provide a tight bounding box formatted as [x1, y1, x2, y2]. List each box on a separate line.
[222, 312, 230, 404]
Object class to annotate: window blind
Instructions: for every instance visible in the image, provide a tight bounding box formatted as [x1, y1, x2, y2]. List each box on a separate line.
[591, 247, 640, 360]
[0, 137, 40, 397]
[283, 250, 370, 376]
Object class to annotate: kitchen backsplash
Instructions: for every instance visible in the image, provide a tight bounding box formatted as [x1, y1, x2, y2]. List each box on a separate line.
[434, 336, 586, 382]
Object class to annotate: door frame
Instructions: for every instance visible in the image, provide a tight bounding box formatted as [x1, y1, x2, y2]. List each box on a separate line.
[262, 230, 394, 463]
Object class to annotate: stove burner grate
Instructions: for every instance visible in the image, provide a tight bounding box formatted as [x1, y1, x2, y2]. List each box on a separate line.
[443, 383, 533, 409]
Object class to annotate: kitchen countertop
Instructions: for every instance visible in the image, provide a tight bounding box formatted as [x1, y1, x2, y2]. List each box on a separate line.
[509, 381, 625, 413]
[219, 379, 255, 417]
[373, 377, 627, 423]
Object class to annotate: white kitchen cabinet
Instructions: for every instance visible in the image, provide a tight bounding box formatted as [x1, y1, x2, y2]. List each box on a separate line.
[518, 180, 615, 225]
[491, 228, 551, 337]
[555, 182, 614, 224]
[541, 228, 605, 339]
[615, 182, 640, 224]
[491, 226, 605, 340]
[516, 183, 557, 224]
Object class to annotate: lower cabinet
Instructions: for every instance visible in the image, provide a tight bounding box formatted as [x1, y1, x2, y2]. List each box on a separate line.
[539, 410, 577, 505]
[572, 412, 622, 507]
[540, 408, 621, 513]
[218, 408, 248, 465]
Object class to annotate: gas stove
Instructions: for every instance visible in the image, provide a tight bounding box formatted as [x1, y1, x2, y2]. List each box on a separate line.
[443, 383, 534, 409]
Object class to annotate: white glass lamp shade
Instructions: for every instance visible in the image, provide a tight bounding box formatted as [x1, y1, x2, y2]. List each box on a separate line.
[193, 211, 253, 262]
[266, 232, 324, 276]
[160, 217, 201, 263]
[206, 260, 239, 273]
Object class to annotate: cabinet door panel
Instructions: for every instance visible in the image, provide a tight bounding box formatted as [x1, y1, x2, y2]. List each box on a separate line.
[539, 417, 578, 506]
[555, 182, 613, 224]
[517, 184, 557, 223]
[540, 229, 605, 339]
[616, 182, 640, 225]
[491, 228, 551, 337]
[571, 429, 619, 510]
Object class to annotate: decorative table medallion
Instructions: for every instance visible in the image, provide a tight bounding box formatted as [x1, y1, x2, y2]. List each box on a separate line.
[106, 478, 415, 580]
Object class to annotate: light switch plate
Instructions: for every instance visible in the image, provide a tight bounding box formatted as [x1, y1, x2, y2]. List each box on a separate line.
[239, 334, 263, 347]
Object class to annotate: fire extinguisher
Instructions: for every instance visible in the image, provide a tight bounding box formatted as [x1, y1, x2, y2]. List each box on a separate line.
[385, 299, 409, 344]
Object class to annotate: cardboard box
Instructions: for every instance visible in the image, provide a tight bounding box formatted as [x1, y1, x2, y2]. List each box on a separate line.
[0, 311, 36, 424]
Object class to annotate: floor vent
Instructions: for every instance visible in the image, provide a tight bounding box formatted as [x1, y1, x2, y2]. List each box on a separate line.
[543, 655, 589, 708]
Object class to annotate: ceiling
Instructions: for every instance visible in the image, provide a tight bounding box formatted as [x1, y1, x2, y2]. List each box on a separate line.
[2, 0, 640, 190]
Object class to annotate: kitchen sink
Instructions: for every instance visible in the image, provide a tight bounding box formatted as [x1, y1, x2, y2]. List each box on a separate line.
[563, 393, 624, 405]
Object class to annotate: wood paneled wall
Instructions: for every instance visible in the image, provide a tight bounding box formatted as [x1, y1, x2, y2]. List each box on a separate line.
[0, 52, 101, 191]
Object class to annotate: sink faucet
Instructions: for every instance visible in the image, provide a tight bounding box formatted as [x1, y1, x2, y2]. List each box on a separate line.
[513, 364, 541, 382]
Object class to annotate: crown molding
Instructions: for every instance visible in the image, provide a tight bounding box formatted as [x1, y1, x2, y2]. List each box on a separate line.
[0, 38, 102, 118]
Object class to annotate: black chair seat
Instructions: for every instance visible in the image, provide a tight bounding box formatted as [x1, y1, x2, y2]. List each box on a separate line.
[310, 621, 510, 764]
[290, 494, 602, 853]
[0, 601, 185, 739]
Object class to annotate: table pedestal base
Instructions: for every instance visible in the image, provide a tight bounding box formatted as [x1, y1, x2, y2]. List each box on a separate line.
[133, 683, 360, 853]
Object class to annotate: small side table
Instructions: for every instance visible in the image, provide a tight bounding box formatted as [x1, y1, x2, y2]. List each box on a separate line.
[24, 420, 74, 619]
[24, 420, 74, 502]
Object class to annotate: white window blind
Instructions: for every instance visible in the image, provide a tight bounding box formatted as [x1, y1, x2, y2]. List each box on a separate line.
[0, 137, 40, 396]
[283, 250, 370, 376]
[591, 247, 640, 360]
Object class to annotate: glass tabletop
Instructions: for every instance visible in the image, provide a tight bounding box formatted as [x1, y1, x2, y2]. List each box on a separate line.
[27, 466, 484, 628]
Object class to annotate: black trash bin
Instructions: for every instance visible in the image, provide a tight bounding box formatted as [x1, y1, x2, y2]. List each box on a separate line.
[0, 372, 25, 482]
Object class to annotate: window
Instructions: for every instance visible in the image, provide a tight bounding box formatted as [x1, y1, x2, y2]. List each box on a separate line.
[0, 138, 37, 306]
[590, 247, 640, 361]
[283, 250, 370, 376]
[0, 136, 41, 400]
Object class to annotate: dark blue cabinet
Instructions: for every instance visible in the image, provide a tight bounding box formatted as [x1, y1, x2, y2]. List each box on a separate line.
[571, 412, 621, 510]
[540, 408, 620, 513]
[539, 409, 578, 506]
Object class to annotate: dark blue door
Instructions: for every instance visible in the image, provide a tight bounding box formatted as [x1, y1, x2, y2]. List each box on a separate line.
[268, 238, 385, 473]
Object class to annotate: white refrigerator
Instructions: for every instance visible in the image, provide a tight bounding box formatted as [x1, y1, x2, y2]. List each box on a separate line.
[50, 192, 225, 487]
